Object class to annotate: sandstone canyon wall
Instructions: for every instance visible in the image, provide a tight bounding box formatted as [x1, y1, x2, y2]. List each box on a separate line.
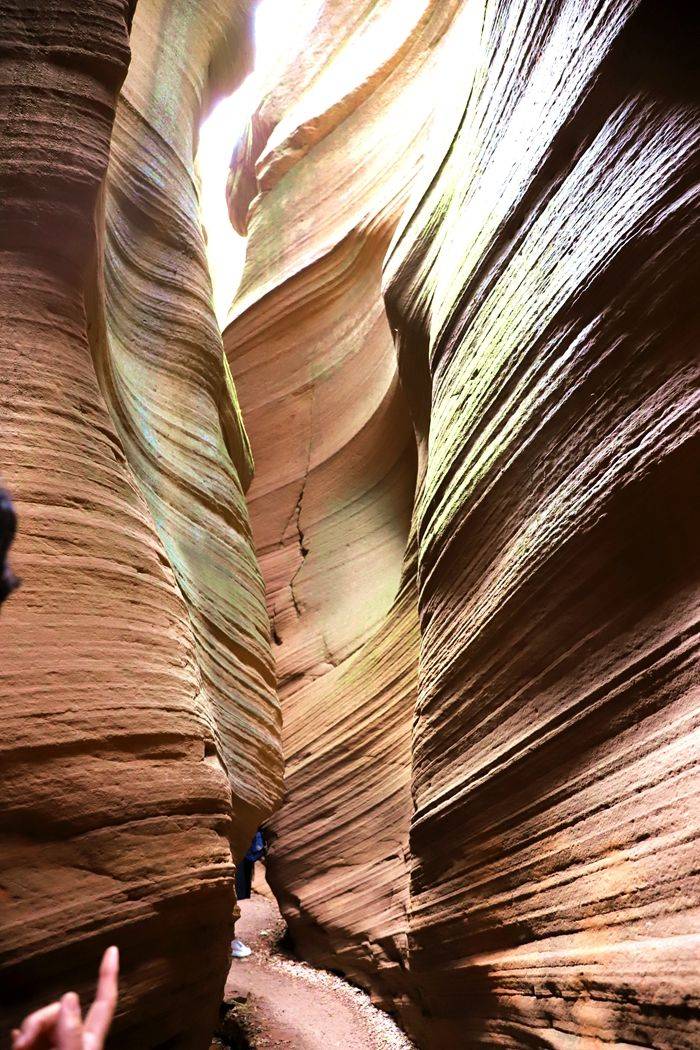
[95, 0, 283, 864]
[386, 1, 700, 1045]
[0, 2, 281, 1047]
[223, 0, 471, 1018]
[226, 0, 700, 1046]
[1, 0, 698, 1047]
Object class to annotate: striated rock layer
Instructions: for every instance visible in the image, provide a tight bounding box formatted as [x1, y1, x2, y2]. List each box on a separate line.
[387, 1, 700, 1045]
[269, 547, 420, 1019]
[1, 0, 698, 1045]
[223, 0, 468, 1013]
[95, 0, 283, 865]
[228, 0, 700, 1046]
[0, 1, 281, 1046]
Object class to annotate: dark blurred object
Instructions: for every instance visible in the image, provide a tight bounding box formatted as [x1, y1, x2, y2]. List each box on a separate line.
[0, 487, 20, 605]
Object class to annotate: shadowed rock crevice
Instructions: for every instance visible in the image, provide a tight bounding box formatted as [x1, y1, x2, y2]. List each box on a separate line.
[288, 406, 313, 622]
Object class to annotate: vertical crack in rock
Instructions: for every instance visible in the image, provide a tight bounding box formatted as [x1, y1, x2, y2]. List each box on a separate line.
[282, 382, 314, 625]
[288, 467, 310, 619]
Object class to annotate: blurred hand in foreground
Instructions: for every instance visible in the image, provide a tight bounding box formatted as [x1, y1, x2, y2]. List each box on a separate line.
[11, 946, 119, 1050]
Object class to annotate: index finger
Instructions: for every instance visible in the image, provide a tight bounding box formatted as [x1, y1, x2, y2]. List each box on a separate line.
[84, 946, 119, 1046]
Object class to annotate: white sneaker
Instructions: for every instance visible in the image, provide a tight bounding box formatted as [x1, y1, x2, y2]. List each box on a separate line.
[231, 938, 252, 959]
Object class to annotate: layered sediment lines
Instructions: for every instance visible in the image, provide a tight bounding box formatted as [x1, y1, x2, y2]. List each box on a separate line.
[269, 556, 420, 1017]
[0, 1, 281, 1046]
[224, 0, 478, 702]
[2, 0, 698, 1046]
[229, 0, 700, 1046]
[386, 1, 700, 1044]
[96, 0, 283, 863]
[223, 0, 469, 1008]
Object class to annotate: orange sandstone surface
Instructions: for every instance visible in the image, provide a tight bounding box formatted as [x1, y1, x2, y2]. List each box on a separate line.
[1, 1, 699, 1048]
[0, 2, 281, 1047]
[224, 0, 700, 1047]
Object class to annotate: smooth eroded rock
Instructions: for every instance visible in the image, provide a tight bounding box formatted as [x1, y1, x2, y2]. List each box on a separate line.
[229, 0, 700, 1045]
[0, 2, 282, 1045]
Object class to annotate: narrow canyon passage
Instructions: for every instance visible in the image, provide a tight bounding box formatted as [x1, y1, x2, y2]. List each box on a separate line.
[213, 870, 413, 1049]
[0, 1, 698, 1049]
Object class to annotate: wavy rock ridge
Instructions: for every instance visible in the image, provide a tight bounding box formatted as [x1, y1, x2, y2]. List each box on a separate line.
[96, 0, 283, 864]
[225, 0, 700, 1046]
[0, 1, 281, 1047]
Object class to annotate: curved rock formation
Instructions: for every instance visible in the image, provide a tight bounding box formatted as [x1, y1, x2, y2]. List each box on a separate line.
[387, 2, 700, 1045]
[2, 0, 698, 1045]
[95, 0, 283, 864]
[222, 0, 466, 1013]
[269, 550, 420, 1019]
[228, 0, 700, 1045]
[0, 1, 281, 1046]
[223, 0, 459, 696]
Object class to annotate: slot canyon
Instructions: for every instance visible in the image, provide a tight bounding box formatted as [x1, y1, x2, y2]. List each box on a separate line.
[0, 0, 698, 1047]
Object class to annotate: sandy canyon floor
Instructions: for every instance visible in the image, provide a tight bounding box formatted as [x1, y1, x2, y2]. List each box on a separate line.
[211, 871, 413, 1050]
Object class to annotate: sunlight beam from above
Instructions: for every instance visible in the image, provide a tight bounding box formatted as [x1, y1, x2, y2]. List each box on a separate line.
[197, 0, 324, 329]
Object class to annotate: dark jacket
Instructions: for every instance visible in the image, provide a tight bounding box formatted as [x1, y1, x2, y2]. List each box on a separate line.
[245, 830, 265, 863]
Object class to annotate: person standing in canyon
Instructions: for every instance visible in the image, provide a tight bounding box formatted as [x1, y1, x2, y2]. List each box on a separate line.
[231, 829, 266, 959]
